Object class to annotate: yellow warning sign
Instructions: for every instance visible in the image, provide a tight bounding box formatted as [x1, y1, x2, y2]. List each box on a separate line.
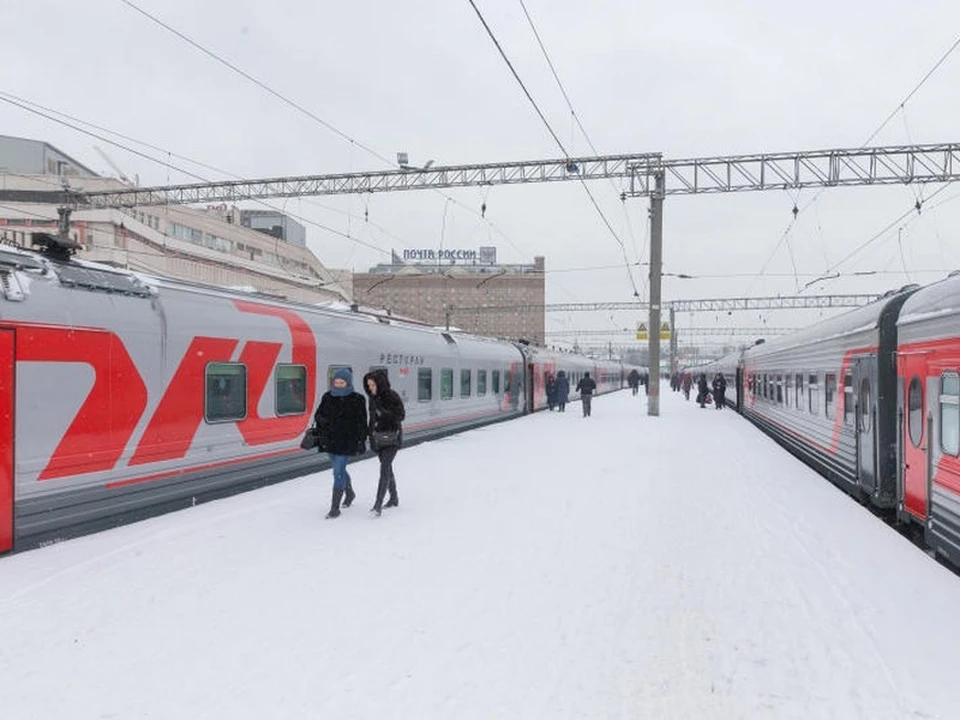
[659, 322, 671, 340]
[636, 323, 648, 341]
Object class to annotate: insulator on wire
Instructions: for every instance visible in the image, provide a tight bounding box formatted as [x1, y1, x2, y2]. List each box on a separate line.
[481, 202, 487, 218]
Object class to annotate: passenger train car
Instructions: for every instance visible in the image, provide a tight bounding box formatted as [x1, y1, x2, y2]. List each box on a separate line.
[0, 245, 626, 553]
[697, 275, 960, 566]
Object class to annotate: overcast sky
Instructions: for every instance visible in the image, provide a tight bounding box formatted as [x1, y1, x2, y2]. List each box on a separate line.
[3, 0, 960, 345]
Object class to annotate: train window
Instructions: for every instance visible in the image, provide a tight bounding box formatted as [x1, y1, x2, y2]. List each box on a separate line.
[493, 370, 501, 394]
[275, 364, 307, 416]
[327, 365, 353, 388]
[478, 369, 487, 396]
[785, 374, 793, 407]
[824, 373, 837, 419]
[908, 376, 924, 447]
[461, 369, 472, 398]
[776, 375, 783, 404]
[859, 378, 871, 432]
[940, 373, 959, 456]
[418, 368, 432, 402]
[808, 374, 819, 414]
[795, 374, 804, 409]
[441, 369, 454, 400]
[843, 373, 853, 424]
[205, 362, 247, 423]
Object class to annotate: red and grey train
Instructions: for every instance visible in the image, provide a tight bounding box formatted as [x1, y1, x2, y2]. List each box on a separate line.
[698, 273, 960, 565]
[0, 245, 628, 553]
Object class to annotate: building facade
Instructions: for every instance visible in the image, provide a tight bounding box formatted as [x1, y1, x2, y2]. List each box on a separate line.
[353, 255, 546, 344]
[240, 210, 307, 247]
[0, 137, 350, 303]
[0, 135, 98, 178]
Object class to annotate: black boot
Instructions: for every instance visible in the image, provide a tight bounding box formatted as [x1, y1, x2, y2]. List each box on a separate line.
[342, 480, 355, 508]
[326, 488, 344, 519]
[384, 477, 399, 508]
[371, 478, 388, 516]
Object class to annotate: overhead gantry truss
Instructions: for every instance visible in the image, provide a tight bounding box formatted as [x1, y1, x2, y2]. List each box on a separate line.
[453, 293, 879, 315]
[77, 154, 661, 208]
[627, 143, 960, 196]
[74, 143, 960, 209]
[546, 327, 796, 338]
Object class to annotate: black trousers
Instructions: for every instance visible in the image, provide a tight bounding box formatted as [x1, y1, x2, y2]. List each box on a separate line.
[375, 445, 399, 507]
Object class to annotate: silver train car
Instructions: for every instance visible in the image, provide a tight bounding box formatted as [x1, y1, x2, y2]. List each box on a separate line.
[0, 245, 626, 553]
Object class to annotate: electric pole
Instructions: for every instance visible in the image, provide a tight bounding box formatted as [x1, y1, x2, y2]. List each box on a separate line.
[647, 170, 664, 416]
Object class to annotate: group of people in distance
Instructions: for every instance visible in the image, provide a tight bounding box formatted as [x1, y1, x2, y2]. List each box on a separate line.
[312, 368, 405, 519]
[670, 371, 727, 409]
[545, 370, 598, 417]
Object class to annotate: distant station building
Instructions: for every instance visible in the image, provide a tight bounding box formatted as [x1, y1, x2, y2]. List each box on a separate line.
[0, 135, 349, 302]
[353, 247, 546, 344]
[240, 209, 307, 247]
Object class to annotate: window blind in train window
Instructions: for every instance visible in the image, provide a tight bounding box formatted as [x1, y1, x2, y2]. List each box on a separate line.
[418, 368, 432, 402]
[940, 373, 959, 456]
[908, 376, 924, 447]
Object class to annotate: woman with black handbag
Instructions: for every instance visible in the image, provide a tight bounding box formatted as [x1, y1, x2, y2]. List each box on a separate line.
[315, 368, 367, 519]
[362, 369, 405, 516]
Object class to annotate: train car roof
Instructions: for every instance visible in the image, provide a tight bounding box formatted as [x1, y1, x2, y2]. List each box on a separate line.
[897, 272, 960, 328]
[742, 286, 918, 360]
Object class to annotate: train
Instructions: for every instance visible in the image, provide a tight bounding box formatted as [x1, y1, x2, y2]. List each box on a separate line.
[693, 273, 960, 566]
[0, 243, 632, 553]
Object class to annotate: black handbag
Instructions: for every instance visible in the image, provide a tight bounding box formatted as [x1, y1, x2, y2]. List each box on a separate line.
[372, 429, 399, 448]
[300, 426, 319, 450]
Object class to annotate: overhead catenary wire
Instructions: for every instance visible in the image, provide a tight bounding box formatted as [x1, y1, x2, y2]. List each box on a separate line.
[0, 90, 417, 252]
[517, 0, 645, 287]
[748, 30, 960, 288]
[118, 0, 531, 265]
[467, 0, 641, 298]
[0, 93, 392, 258]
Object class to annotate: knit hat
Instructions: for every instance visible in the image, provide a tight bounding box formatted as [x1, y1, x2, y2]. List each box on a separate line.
[331, 368, 353, 396]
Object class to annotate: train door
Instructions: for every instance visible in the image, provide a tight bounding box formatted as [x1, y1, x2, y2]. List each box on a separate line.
[900, 362, 930, 521]
[733, 365, 748, 412]
[854, 357, 876, 492]
[527, 363, 536, 413]
[0, 329, 13, 553]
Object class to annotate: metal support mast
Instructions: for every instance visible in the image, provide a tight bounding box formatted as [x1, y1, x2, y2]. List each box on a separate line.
[648, 171, 665, 416]
[669, 305, 677, 376]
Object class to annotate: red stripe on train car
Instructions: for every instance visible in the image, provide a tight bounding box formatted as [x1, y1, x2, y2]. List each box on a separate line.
[0, 329, 14, 553]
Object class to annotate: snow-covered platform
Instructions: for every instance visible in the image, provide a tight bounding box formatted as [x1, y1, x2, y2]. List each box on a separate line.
[2, 390, 959, 719]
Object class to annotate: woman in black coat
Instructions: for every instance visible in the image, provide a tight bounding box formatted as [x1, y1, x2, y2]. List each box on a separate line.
[363, 369, 405, 516]
[315, 367, 368, 518]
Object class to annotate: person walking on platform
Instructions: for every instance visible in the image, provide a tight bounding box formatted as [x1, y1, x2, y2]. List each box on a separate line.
[555, 370, 570, 412]
[628, 368, 641, 396]
[682, 372, 692, 400]
[315, 368, 367, 519]
[546, 373, 558, 411]
[363, 369, 405, 516]
[696, 373, 710, 408]
[712, 372, 727, 410]
[576, 371, 597, 417]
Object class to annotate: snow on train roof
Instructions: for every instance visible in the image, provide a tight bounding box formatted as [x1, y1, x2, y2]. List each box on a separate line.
[897, 271, 960, 327]
[742, 288, 914, 359]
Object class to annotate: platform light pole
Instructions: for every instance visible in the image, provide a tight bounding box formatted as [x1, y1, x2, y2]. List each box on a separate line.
[647, 170, 664, 416]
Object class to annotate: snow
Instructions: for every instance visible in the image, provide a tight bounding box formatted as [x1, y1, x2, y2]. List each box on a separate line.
[2, 391, 960, 719]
